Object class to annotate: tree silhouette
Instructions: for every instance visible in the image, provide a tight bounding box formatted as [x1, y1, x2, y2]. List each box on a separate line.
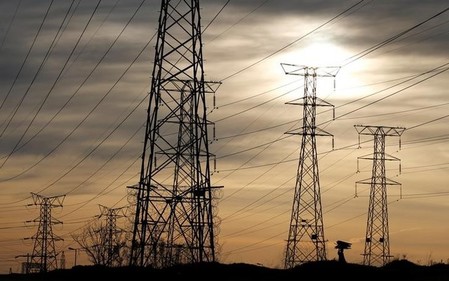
[72, 220, 128, 267]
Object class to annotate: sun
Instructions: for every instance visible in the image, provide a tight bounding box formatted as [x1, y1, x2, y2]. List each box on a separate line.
[294, 41, 350, 67]
[278, 40, 365, 99]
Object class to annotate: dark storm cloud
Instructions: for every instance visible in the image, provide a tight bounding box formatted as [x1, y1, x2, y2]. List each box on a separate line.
[0, 0, 154, 77]
[0, 0, 154, 163]
[1, 0, 446, 172]
[211, 0, 446, 22]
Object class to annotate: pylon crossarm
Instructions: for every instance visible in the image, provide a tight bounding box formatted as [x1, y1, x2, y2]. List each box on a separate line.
[315, 97, 334, 108]
[384, 178, 402, 186]
[285, 97, 306, 105]
[51, 218, 63, 225]
[204, 81, 222, 93]
[281, 63, 308, 75]
[285, 97, 335, 109]
[357, 153, 375, 160]
[281, 63, 340, 77]
[285, 127, 333, 138]
[384, 153, 400, 162]
[315, 127, 334, 138]
[356, 178, 373, 185]
[284, 127, 304, 135]
[354, 125, 406, 136]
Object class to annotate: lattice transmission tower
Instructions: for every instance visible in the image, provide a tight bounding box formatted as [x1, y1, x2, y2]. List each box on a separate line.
[282, 64, 340, 269]
[129, 0, 221, 268]
[355, 125, 405, 266]
[59, 251, 65, 270]
[26, 193, 65, 273]
[98, 205, 125, 267]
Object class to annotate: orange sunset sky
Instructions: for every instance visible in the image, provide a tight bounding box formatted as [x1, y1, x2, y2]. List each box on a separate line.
[0, 0, 448, 273]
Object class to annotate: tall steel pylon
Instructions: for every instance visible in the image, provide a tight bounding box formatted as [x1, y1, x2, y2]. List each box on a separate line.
[355, 125, 405, 266]
[26, 193, 65, 273]
[129, 0, 221, 268]
[282, 64, 340, 269]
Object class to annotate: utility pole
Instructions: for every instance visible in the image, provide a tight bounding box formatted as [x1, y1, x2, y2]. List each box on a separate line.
[129, 0, 221, 268]
[282, 64, 340, 269]
[26, 193, 65, 273]
[67, 247, 79, 267]
[98, 205, 124, 267]
[355, 125, 405, 266]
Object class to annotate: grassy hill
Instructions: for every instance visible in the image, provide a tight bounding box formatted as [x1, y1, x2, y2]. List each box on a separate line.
[1, 260, 449, 281]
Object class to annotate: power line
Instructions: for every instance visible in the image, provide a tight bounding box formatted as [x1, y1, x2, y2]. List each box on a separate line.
[204, 0, 230, 32]
[213, 63, 449, 195]
[342, 7, 449, 66]
[0, 0, 149, 184]
[0, 0, 101, 166]
[208, 0, 271, 44]
[212, 62, 446, 244]
[217, 124, 446, 226]
[407, 114, 449, 130]
[0, 0, 55, 133]
[0, 0, 22, 50]
[215, 86, 299, 122]
[0, 0, 77, 169]
[338, 102, 449, 121]
[219, 79, 299, 108]
[336, 63, 449, 119]
[220, 0, 367, 81]
[213, 62, 448, 155]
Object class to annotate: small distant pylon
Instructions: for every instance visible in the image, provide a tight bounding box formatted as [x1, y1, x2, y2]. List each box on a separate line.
[26, 192, 65, 273]
[60, 251, 66, 269]
[282, 64, 340, 269]
[355, 125, 405, 266]
[98, 205, 125, 267]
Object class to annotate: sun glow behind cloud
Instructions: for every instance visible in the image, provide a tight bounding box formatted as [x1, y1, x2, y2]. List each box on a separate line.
[275, 39, 370, 102]
[292, 41, 349, 67]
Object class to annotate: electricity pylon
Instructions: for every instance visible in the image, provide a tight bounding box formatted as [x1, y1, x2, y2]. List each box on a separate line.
[98, 205, 125, 267]
[59, 251, 65, 269]
[282, 64, 340, 269]
[129, 0, 221, 268]
[26, 193, 65, 273]
[355, 125, 405, 266]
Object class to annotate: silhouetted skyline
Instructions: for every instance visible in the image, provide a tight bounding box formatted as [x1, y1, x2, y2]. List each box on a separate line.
[0, 0, 448, 273]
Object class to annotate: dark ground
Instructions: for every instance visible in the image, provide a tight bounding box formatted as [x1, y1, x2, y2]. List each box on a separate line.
[1, 260, 449, 281]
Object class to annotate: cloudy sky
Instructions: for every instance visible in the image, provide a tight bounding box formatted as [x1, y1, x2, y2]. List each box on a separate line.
[0, 0, 448, 273]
